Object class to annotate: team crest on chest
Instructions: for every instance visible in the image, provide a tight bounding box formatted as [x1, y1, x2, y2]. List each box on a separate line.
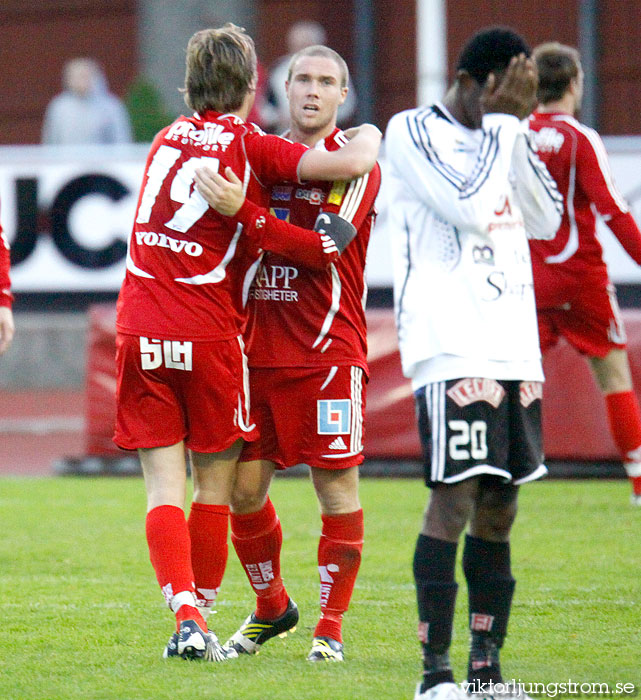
[270, 207, 290, 222]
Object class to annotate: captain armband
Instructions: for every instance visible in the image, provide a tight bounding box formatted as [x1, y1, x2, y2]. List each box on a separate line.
[314, 211, 357, 254]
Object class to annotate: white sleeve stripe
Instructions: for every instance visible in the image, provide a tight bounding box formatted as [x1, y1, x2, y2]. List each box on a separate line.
[461, 130, 500, 199]
[413, 109, 501, 197]
[339, 173, 369, 222]
[335, 131, 350, 147]
[525, 138, 564, 214]
[557, 115, 629, 213]
[408, 111, 501, 199]
[409, 111, 465, 187]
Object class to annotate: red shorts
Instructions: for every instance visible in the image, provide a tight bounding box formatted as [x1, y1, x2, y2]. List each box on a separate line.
[114, 333, 258, 452]
[240, 365, 366, 470]
[536, 277, 626, 357]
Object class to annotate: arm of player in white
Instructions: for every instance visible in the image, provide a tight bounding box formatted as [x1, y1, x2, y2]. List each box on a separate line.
[385, 111, 522, 234]
[512, 129, 563, 240]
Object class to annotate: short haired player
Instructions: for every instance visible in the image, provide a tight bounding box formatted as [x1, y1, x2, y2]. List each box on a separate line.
[195, 44, 381, 662]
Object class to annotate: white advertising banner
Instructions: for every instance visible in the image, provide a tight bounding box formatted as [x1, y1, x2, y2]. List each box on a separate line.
[1, 138, 641, 293]
[0, 144, 148, 292]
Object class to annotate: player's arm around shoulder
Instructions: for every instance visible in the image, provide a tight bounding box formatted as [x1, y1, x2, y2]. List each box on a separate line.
[298, 124, 382, 182]
[193, 166, 345, 269]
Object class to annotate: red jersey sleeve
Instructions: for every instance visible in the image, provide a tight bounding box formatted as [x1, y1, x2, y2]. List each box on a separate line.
[575, 127, 641, 264]
[320, 162, 382, 229]
[0, 216, 13, 309]
[243, 131, 308, 188]
[233, 198, 337, 270]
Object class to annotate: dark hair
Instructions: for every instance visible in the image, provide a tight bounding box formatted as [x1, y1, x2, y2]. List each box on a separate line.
[533, 42, 581, 104]
[457, 26, 530, 85]
[183, 23, 257, 114]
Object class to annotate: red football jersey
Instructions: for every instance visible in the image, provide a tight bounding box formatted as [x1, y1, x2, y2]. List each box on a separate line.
[0, 201, 12, 309]
[116, 111, 308, 340]
[244, 128, 381, 374]
[528, 111, 641, 291]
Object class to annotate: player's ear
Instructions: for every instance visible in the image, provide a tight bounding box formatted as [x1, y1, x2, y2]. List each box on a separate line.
[456, 70, 477, 92]
[338, 85, 348, 105]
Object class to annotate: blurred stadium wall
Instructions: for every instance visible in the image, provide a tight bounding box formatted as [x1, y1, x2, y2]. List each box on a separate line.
[2, 1, 641, 146]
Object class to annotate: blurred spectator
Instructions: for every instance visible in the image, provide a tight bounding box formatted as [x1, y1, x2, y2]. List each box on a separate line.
[263, 20, 357, 133]
[41, 58, 133, 145]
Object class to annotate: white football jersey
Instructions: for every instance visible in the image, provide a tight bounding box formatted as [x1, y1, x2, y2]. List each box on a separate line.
[385, 103, 563, 388]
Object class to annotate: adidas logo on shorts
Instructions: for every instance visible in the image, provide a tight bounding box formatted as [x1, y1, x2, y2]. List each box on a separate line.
[328, 437, 347, 450]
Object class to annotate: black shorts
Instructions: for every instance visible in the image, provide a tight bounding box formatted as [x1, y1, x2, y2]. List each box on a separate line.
[414, 378, 547, 487]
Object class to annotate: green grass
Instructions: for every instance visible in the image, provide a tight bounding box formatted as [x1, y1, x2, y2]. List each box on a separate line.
[0, 476, 639, 699]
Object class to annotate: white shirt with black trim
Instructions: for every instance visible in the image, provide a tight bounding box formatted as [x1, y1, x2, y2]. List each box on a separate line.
[385, 103, 563, 389]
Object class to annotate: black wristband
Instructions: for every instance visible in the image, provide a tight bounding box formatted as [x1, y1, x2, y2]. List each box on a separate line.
[313, 211, 357, 254]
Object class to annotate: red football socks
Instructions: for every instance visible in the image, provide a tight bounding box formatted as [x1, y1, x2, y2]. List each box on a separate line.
[314, 509, 364, 643]
[605, 391, 641, 496]
[188, 502, 229, 609]
[605, 390, 641, 455]
[146, 504, 206, 631]
[230, 498, 288, 620]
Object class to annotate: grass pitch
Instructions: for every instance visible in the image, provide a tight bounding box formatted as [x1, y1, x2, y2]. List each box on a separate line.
[1, 476, 639, 700]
